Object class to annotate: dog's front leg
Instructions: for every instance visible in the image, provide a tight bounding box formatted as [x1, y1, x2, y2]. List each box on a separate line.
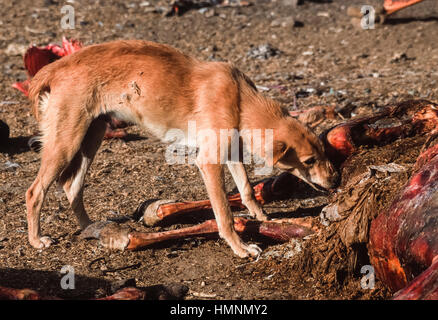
[227, 162, 268, 221]
[196, 160, 261, 258]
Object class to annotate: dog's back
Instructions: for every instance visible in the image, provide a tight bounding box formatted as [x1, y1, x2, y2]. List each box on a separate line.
[29, 40, 246, 137]
[29, 41, 194, 119]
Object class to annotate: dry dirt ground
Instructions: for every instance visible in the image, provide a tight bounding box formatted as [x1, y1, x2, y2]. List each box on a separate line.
[0, 0, 438, 300]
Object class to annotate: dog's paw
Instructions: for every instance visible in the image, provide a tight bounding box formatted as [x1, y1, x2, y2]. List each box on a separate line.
[246, 244, 262, 257]
[249, 206, 269, 222]
[233, 243, 262, 259]
[255, 209, 269, 222]
[245, 200, 268, 221]
[29, 236, 54, 249]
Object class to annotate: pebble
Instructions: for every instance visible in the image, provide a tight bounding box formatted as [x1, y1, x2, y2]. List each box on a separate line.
[4, 161, 20, 171]
[270, 16, 295, 28]
[391, 52, 411, 63]
[247, 43, 281, 60]
[317, 11, 330, 18]
[256, 85, 270, 92]
[4, 43, 27, 56]
[281, 0, 299, 7]
[205, 9, 215, 18]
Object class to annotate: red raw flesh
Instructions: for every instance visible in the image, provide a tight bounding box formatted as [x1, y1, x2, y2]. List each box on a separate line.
[393, 258, 438, 300]
[369, 143, 438, 298]
[321, 100, 438, 165]
[321, 100, 438, 298]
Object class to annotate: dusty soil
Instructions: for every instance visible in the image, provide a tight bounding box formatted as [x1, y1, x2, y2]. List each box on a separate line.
[1, 0, 438, 300]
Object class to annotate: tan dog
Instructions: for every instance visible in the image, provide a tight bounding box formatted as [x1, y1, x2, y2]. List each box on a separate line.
[26, 40, 338, 257]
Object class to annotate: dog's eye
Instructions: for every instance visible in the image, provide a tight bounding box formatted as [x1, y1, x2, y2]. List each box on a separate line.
[304, 157, 316, 166]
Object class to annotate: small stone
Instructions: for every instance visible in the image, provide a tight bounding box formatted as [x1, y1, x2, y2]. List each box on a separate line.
[391, 52, 409, 63]
[247, 43, 281, 60]
[270, 16, 295, 28]
[4, 43, 27, 56]
[16, 247, 24, 257]
[205, 9, 215, 18]
[282, 0, 299, 7]
[317, 11, 330, 18]
[4, 161, 20, 171]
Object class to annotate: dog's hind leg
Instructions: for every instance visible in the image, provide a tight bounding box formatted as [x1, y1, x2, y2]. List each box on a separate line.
[26, 95, 93, 249]
[26, 139, 81, 249]
[59, 118, 107, 230]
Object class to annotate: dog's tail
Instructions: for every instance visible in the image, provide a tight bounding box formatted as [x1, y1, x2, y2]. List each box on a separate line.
[28, 63, 58, 122]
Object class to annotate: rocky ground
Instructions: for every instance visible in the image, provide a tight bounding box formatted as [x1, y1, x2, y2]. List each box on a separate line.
[0, 0, 437, 299]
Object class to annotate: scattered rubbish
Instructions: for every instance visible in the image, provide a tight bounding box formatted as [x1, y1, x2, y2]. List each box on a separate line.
[190, 290, 217, 298]
[262, 240, 303, 260]
[270, 16, 296, 28]
[390, 52, 414, 63]
[0, 101, 19, 106]
[247, 43, 281, 60]
[256, 85, 270, 92]
[165, 0, 250, 17]
[4, 161, 20, 171]
[317, 11, 330, 18]
[4, 43, 27, 56]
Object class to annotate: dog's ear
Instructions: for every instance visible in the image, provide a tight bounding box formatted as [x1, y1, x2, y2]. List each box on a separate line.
[266, 141, 287, 167]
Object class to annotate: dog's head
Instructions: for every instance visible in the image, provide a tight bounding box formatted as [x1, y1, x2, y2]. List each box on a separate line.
[270, 117, 339, 191]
